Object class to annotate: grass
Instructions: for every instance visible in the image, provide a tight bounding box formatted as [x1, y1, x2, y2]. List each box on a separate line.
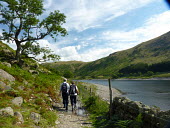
[0, 62, 61, 127]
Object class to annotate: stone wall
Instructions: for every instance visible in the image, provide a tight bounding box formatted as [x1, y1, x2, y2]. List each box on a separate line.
[112, 97, 170, 128]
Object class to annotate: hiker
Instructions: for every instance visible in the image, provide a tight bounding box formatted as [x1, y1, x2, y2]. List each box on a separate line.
[60, 78, 70, 111]
[69, 81, 79, 111]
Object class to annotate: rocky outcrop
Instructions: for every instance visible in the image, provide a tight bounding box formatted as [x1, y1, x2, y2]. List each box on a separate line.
[30, 112, 41, 124]
[12, 97, 23, 106]
[29, 70, 39, 75]
[2, 62, 11, 68]
[0, 107, 14, 116]
[0, 69, 15, 82]
[14, 111, 24, 124]
[0, 81, 12, 91]
[112, 97, 170, 128]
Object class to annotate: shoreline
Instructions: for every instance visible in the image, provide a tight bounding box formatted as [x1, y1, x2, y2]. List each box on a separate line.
[93, 83, 122, 102]
[116, 77, 170, 80]
[82, 77, 170, 81]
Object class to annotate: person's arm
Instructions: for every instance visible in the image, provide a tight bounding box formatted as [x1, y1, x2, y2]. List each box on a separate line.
[67, 83, 70, 94]
[76, 86, 79, 95]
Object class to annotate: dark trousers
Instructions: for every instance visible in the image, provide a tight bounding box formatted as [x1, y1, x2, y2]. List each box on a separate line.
[70, 95, 77, 106]
[62, 92, 69, 107]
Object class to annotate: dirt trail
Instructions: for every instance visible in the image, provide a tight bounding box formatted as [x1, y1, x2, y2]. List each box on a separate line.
[53, 83, 121, 128]
[53, 98, 92, 128]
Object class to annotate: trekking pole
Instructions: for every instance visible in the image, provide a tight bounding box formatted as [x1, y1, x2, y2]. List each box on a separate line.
[108, 78, 113, 119]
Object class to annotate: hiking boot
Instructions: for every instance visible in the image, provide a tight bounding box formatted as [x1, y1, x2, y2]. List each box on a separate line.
[74, 104, 76, 110]
[66, 106, 68, 111]
[71, 105, 74, 111]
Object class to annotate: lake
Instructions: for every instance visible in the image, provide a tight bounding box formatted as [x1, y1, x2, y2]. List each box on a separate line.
[79, 79, 170, 111]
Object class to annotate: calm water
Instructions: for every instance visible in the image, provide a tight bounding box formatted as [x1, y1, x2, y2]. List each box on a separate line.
[79, 79, 170, 111]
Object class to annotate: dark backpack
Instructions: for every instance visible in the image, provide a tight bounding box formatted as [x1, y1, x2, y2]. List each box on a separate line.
[61, 83, 67, 93]
[69, 85, 77, 95]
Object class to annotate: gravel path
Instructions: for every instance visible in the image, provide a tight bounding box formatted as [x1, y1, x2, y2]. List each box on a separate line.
[95, 83, 122, 102]
[53, 83, 121, 128]
[53, 98, 92, 128]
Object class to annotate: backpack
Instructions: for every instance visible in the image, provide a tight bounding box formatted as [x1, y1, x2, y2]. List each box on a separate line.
[61, 83, 67, 93]
[69, 85, 77, 95]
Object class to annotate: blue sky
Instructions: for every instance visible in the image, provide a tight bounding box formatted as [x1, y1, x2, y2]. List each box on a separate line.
[1, 0, 170, 62]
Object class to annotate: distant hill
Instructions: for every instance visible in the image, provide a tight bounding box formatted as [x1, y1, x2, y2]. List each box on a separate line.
[42, 61, 89, 76]
[42, 31, 170, 78]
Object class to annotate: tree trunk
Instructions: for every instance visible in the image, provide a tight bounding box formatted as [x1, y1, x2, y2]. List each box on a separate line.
[15, 41, 22, 65]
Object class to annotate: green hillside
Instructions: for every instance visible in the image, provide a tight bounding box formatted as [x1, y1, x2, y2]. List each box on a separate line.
[44, 31, 170, 79]
[77, 31, 170, 77]
[42, 61, 89, 77]
[0, 41, 62, 127]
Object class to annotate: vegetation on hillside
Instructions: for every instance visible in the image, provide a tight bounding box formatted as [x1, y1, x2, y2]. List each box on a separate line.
[42, 61, 89, 78]
[43, 31, 170, 79]
[0, 56, 62, 127]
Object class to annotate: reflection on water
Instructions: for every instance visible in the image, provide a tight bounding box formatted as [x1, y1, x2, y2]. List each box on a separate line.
[79, 79, 170, 111]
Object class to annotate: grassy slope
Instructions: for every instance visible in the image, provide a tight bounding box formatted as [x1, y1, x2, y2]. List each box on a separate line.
[0, 41, 62, 127]
[42, 61, 89, 74]
[42, 31, 170, 78]
[75, 31, 170, 77]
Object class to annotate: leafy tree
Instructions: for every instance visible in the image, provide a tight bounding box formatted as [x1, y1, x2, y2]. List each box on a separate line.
[0, 0, 67, 65]
[63, 70, 74, 78]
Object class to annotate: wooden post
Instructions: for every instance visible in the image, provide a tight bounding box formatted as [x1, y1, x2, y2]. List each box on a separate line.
[108, 78, 113, 119]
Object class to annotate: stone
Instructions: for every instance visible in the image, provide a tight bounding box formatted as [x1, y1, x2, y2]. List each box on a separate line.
[14, 111, 24, 124]
[0, 81, 12, 91]
[12, 97, 23, 106]
[0, 69, 15, 82]
[0, 107, 14, 116]
[29, 70, 39, 75]
[2, 62, 11, 68]
[55, 120, 60, 125]
[30, 112, 41, 124]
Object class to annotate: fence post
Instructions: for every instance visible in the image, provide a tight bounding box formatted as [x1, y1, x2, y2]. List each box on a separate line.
[108, 78, 113, 119]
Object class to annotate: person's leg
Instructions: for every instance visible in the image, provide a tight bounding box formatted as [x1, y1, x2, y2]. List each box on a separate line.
[73, 95, 77, 109]
[65, 93, 69, 111]
[62, 93, 66, 108]
[70, 96, 74, 111]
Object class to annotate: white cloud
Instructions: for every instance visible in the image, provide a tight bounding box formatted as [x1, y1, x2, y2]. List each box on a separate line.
[24, 10, 170, 62]
[43, 0, 156, 32]
[102, 11, 170, 48]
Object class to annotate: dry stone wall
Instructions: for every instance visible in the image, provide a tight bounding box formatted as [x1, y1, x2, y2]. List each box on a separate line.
[112, 97, 170, 128]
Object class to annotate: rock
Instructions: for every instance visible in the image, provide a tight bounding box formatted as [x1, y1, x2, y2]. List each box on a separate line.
[0, 69, 15, 82]
[30, 112, 41, 124]
[0, 107, 14, 116]
[12, 97, 23, 106]
[29, 70, 39, 75]
[17, 86, 25, 90]
[0, 81, 12, 91]
[55, 120, 60, 125]
[14, 111, 24, 124]
[2, 62, 11, 68]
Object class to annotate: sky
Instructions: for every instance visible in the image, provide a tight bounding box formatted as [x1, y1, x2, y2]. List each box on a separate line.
[1, 0, 170, 62]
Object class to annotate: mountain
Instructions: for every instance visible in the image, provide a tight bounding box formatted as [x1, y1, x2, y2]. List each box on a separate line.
[42, 61, 88, 76]
[42, 31, 170, 78]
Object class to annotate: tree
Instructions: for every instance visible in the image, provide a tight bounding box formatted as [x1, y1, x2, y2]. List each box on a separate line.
[63, 70, 74, 78]
[0, 0, 67, 65]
